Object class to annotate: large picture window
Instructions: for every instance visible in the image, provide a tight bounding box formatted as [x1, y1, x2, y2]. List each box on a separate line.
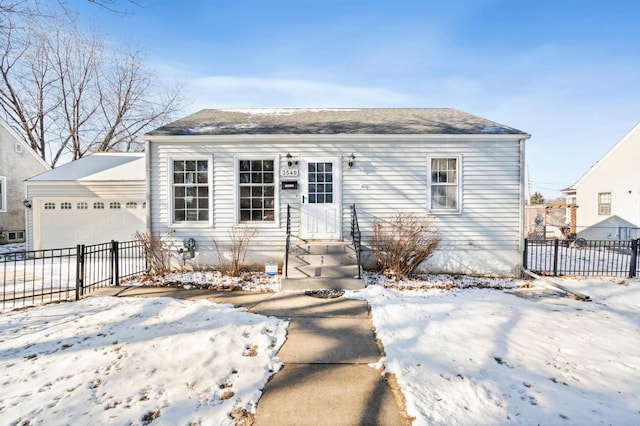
[239, 159, 275, 222]
[173, 160, 209, 222]
[429, 157, 460, 212]
[598, 192, 611, 215]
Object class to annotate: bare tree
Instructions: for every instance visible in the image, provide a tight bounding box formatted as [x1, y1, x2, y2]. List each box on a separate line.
[0, 10, 184, 166]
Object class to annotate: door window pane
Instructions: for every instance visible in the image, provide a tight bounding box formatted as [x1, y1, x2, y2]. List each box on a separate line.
[308, 162, 333, 204]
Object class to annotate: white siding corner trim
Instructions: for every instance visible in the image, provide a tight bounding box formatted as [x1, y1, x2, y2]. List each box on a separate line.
[0, 176, 6, 212]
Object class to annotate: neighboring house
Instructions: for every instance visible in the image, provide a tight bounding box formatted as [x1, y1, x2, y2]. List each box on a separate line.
[562, 122, 640, 240]
[25, 153, 147, 251]
[0, 117, 50, 245]
[141, 108, 530, 276]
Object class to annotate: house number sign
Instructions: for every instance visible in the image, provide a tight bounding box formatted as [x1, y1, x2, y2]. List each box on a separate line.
[280, 169, 299, 177]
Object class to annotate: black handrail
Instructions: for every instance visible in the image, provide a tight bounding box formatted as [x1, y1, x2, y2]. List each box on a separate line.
[284, 204, 291, 278]
[350, 204, 362, 279]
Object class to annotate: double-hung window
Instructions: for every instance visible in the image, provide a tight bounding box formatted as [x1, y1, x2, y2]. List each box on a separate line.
[428, 156, 461, 212]
[238, 159, 275, 222]
[598, 192, 611, 215]
[173, 160, 209, 223]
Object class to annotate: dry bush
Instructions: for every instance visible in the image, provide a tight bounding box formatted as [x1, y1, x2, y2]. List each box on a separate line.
[213, 227, 257, 277]
[133, 231, 174, 275]
[370, 213, 441, 281]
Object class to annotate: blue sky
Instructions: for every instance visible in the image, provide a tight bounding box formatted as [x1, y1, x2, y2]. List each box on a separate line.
[74, 0, 640, 199]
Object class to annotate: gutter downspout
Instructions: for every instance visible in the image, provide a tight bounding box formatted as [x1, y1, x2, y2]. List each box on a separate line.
[519, 138, 526, 255]
[521, 267, 590, 301]
[145, 139, 152, 235]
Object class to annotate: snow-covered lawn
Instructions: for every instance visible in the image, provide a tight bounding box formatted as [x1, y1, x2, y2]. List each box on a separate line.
[1, 271, 638, 425]
[350, 274, 640, 425]
[0, 297, 288, 425]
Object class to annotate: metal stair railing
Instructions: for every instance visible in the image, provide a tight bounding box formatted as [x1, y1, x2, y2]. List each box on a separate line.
[284, 204, 291, 278]
[350, 204, 363, 279]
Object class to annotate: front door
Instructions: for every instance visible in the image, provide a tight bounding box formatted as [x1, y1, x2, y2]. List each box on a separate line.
[300, 157, 341, 240]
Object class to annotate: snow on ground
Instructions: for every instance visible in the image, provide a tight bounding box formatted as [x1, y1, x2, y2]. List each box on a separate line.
[2, 267, 639, 425]
[0, 296, 288, 425]
[349, 273, 640, 425]
[0, 243, 25, 257]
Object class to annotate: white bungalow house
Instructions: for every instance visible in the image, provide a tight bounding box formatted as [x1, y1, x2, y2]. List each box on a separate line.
[24, 153, 147, 251]
[562, 121, 640, 240]
[0, 117, 50, 245]
[141, 108, 530, 276]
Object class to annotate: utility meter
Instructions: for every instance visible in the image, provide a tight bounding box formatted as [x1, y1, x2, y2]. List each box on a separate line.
[181, 238, 196, 259]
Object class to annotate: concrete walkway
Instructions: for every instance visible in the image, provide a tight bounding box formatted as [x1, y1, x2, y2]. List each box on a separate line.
[91, 286, 410, 425]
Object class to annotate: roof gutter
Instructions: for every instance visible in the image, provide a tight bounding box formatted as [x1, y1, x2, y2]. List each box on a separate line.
[141, 133, 531, 143]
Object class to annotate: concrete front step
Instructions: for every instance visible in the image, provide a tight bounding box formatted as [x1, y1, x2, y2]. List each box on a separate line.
[294, 253, 357, 266]
[290, 242, 356, 256]
[281, 277, 365, 291]
[291, 264, 360, 279]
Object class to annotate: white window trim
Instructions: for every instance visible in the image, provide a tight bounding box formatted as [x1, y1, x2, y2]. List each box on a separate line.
[234, 155, 280, 227]
[167, 156, 214, 227]
[598, 192, 611, 216]
[427, 155, 463, 214]
[0, 176, 6, 212]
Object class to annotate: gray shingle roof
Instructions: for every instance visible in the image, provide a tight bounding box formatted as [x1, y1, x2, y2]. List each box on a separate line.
[146, 108, 528, 136]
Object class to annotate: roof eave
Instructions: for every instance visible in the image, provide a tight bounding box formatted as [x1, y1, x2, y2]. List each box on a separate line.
[142, 133, 531, 143]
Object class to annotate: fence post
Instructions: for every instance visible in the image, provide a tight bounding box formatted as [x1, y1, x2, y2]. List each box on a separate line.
[75, 244, 85, 299]
[553, 238, 559, 276]
[522, 238, 528, 270]
[629, 239, 639, 278]
[111, 240, 119, 286]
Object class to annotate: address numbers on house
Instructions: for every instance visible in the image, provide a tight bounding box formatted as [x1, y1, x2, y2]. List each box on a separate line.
[280, 169, 299, 177]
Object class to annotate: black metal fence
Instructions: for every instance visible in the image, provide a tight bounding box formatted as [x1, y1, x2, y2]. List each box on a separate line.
[524, 238, 640, 278]
[1, 240, 148, 310]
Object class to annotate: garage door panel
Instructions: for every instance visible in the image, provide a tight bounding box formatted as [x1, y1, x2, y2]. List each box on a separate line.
[36, 199, 146, 250]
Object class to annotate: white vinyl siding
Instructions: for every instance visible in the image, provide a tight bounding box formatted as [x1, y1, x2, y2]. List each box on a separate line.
[148, 138, 523, 268]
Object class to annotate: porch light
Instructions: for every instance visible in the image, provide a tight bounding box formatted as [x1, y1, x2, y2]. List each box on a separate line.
[348, 153, 356, 168]
[23, 199, 32, 208]
[286, 152, 293, 167]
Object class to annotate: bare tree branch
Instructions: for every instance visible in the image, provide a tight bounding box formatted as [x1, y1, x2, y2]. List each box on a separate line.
[0, 7, 185, 167]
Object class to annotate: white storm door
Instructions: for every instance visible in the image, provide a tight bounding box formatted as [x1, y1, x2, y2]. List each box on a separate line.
[300, 157, 341, 240]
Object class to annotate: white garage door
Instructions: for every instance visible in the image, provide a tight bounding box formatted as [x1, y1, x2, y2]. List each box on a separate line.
[34, 198, 147, 250]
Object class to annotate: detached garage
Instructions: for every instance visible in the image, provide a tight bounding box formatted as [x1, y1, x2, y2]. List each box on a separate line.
[25, 153, 146, 251]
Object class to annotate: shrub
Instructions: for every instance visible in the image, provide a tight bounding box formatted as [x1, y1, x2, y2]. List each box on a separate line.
[213, 227, 257, 277]
[370, 213, 441, 281]
[133, 231, 175, 275]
